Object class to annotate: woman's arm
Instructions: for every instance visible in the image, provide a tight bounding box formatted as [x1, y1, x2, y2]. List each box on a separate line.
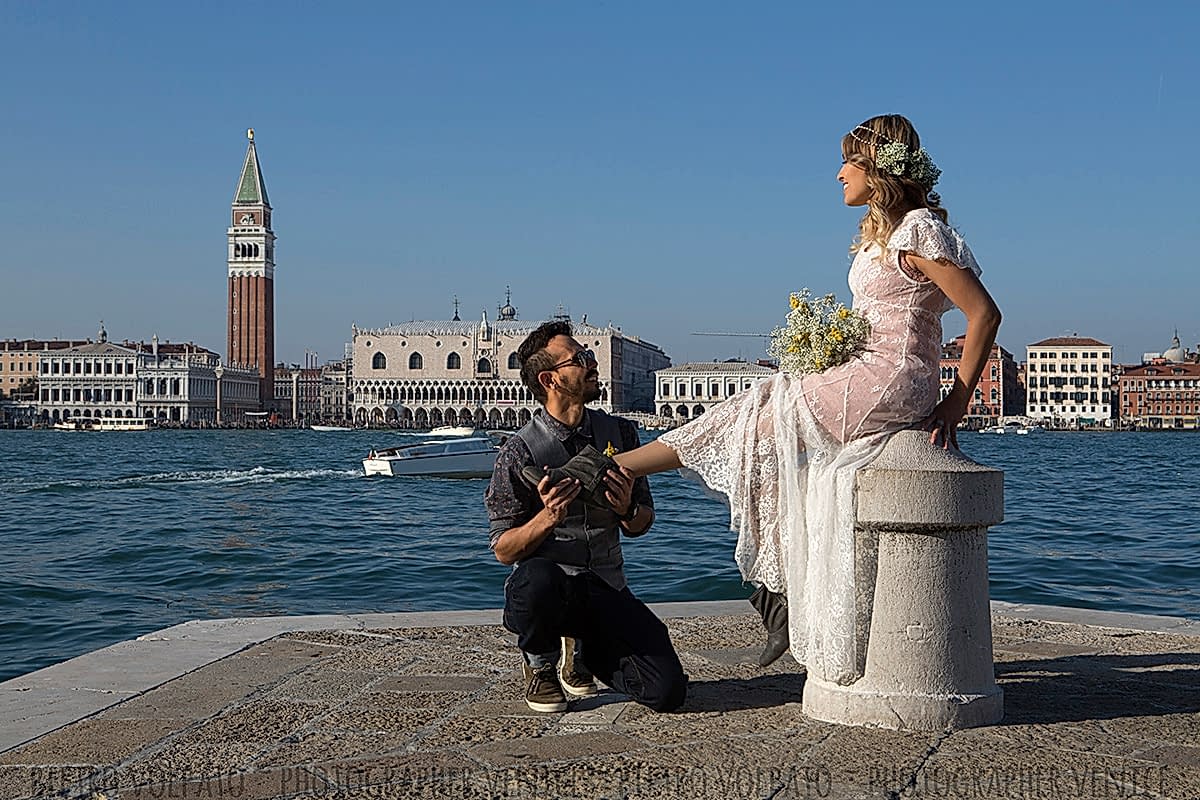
[905, 254, 1002, 448]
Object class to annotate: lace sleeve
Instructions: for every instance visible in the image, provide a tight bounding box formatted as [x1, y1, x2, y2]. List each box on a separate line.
[888, 210, 982, 280]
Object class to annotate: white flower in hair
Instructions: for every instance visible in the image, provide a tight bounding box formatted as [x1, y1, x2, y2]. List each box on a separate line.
[875, 142, 941, 188]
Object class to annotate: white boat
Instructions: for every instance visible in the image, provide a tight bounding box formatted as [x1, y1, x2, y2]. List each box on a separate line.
[53, 420, 92, 431]
[96, 418, 150, 431]
[419, 425, 478, 437]
[310, 424, 355, 432]
[363, 435, 499, 477]
[1014, 425, 1040, 435]
[979, 424, 1019, 434]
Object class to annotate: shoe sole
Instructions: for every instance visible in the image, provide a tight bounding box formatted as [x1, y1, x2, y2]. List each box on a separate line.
[560, 680, 598, 698]
[525, 698, 569, 713]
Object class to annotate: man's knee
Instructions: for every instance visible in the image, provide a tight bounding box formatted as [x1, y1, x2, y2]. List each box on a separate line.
[505, 558, 565, 603]
[640, 666, 688, 713]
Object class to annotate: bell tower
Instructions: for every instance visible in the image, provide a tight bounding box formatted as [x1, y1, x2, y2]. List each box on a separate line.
[227, 128, 275, 406]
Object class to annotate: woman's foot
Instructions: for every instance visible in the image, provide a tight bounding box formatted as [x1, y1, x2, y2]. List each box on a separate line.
[748, 585, 789, 667]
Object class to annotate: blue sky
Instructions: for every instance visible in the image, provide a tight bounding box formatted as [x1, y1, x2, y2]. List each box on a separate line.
[2, 2, 1198, 366]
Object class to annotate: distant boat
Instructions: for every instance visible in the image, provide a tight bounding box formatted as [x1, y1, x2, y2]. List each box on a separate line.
[421, 425, 477, 437]
[96, 418, 150, 431]
[310, 424, 355, 432]
[363, 435, 500, 477]
[1014, 425, 1040, 435]
[52, 420, 92, 431]
[979, 424, 1019, 434]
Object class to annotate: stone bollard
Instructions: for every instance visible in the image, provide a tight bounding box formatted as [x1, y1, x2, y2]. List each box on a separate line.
[801, 430, 1005, 731]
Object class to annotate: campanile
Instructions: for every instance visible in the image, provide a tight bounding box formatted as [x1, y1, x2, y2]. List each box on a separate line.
[227, 128, 275, 405]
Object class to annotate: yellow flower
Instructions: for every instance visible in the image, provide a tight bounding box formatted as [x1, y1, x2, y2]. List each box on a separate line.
[837, 308, 850, 320]
[813, 358, 824, 370]
[790, 294, 800, 310]
[829, 329, 843, 342]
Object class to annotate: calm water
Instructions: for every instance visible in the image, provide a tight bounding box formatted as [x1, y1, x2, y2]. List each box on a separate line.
[1, 429, 1197, 682]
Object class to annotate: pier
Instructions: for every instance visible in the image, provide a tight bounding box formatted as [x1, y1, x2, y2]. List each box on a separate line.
[1, 601, 1197, 799]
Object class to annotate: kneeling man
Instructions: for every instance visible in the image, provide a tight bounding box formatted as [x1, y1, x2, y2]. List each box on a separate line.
[485, 320, 687, 713]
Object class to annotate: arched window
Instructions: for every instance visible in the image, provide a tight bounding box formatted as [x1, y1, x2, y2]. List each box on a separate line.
[447, 352, 461, 370]
[372, 352, 386, 370]
[477, 358, 491, 373]
[409, 353, 423, 370]
[508, 352, 520, 370]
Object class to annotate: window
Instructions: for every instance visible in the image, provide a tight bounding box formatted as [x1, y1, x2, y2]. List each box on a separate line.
[662, 383, 670, 397]
[408, 353, 423, 370]
[372, 352, 387, 370]
[447, 352, 461, 370]
[477, 358, 491, 373]
[508, 352, 520, 370]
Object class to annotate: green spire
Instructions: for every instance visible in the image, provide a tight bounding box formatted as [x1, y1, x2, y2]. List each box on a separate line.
[234, 129, 270, 207]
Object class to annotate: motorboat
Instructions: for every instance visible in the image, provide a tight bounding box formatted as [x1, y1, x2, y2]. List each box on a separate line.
[1014, 425, 1040, 435]
[979, 424, 1019, 434]
[310, 424, 355, 432]
[420, 425, 477, 437]
[363, 435, 500, 477]
[52, 420, 92, 431]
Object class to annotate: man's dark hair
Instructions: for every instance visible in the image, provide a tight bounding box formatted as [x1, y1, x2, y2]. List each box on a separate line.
[518, 320, 573, 403]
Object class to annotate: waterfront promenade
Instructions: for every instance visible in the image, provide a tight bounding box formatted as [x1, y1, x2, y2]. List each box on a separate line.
[1, 601, 1197, 799]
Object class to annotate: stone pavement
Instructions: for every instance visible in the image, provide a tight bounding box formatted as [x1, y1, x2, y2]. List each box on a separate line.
[1, 601, 1198, 800]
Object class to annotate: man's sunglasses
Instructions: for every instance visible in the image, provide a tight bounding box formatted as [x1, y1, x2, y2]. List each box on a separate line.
[546, 348, 597, 371]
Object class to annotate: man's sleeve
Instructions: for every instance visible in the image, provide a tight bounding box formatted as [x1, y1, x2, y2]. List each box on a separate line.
[485, 438, 537, 550]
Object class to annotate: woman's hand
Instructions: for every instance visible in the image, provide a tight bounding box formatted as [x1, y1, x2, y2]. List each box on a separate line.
[925, 392, 967, 449]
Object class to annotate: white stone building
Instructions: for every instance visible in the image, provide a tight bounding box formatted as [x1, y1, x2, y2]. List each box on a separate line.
[36, 327, 259, 425]
[655, 361, 776, 421]
[351, 300, 669, 428]
[1025, 336, 1113, 427]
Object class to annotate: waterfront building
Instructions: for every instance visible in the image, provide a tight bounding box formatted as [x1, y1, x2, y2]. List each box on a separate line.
[1116, 333, 1200, 429]
[1, 338, 89, 400]
[938, 335, 1022, 425]
[35, 326, 259, 425]
[1116, 363, 1200, 429]
[226, 129, 275, 407]
[319, 359, 352, 422]
[350, 298, 670, 427]
[1024, 336, 1113, 427]
[274, 365, 323, 423]
[654, 361, 776, 421]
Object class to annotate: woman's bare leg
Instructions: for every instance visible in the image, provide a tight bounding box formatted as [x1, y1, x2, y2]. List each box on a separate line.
[613, 441, 682, 477]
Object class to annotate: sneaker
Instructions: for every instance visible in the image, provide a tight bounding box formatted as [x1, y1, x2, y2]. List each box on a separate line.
[558, 637, 598, 698]
[522, 663, 569, 712]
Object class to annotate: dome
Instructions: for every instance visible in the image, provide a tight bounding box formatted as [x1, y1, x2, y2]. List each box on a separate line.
[1163, 333, 1186, 363]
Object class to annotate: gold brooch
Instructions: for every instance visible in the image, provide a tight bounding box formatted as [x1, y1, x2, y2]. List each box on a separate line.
[603, 441, 618, 457]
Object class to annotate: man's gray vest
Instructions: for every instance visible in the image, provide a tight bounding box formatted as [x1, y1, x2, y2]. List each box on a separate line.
[515, 409, 628, 591]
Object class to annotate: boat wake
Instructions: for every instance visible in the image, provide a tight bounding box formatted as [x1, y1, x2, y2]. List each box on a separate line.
[7, 467, 362, 494]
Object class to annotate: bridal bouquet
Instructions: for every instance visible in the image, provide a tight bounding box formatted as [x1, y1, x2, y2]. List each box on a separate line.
[768, 290, 870, 375]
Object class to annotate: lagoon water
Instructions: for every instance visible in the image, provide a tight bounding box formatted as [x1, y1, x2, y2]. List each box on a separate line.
[1, 428, 1197, 682]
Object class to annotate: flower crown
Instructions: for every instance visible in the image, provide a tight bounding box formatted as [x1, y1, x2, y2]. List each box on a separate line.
[849, 125, 941, 188]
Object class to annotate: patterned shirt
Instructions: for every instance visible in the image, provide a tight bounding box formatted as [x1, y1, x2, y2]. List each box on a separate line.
[485, 408, 652, 549]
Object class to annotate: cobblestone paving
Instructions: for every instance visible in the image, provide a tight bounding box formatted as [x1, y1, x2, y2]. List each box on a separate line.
[1, 613, 1197, 799]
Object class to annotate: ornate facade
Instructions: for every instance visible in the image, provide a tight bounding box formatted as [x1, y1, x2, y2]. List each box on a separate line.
[654, 361, 776, 420]
[939, 335, 1022, 424]
[350, 302, 669, 428]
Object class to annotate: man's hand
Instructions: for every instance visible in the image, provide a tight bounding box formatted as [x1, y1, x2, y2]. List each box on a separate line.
[537, 472, 581, 526]
[602, 466, 635, 517]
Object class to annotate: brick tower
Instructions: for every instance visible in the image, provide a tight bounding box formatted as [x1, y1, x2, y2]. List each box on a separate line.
[227, 128, 275, 406]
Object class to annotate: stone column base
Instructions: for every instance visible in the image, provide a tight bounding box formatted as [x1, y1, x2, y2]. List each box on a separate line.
[803, 676, 1003, 731]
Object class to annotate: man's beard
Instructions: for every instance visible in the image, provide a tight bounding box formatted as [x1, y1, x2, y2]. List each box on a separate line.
[562, 372, 601, 403]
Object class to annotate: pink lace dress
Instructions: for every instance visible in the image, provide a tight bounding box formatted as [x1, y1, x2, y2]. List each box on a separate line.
[659, 208, 982, 683]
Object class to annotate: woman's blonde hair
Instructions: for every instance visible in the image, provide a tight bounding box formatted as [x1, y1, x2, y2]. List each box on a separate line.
[841, 114, 948, 254]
